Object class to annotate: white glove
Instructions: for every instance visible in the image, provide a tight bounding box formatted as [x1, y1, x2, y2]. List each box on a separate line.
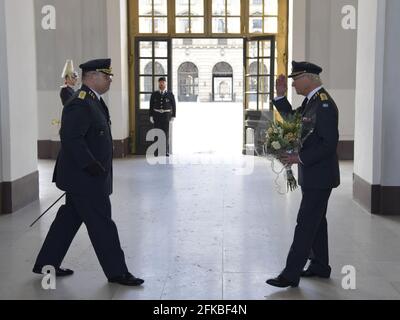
[150, 116, 154, 124]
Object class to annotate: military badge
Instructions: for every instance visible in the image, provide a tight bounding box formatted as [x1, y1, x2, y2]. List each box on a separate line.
[320, 93, 328, 101]
[78, 91, 87, 100]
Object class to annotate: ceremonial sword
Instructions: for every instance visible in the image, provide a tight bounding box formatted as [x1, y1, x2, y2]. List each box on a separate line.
[29, 193, 66, 228]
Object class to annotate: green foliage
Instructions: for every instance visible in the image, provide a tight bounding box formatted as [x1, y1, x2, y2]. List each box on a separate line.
[265, 112, 302, 156]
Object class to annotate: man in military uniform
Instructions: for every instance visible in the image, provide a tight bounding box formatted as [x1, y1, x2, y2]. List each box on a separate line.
[149, 77, 176, 156]
[33, 59, 144, 286]
[266, 61, 340, 288]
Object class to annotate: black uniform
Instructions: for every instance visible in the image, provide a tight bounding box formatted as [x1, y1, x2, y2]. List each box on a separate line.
[273, 87, 340, 283]
[34, 84, 129, 280]
[150, 90, 176, 155]
[59, 85, 75, 106]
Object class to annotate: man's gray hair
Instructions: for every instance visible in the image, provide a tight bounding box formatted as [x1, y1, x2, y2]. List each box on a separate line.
[305, 73, 323, 86]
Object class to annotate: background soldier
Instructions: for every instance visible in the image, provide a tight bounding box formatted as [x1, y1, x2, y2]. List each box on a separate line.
[266, 61, 340, 288]
[150, 77, 176, 156]
[60, 59, 79, 106]
[33, 59, 144, 287]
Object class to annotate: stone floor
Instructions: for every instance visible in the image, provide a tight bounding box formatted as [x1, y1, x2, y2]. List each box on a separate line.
[1, 156, 400, 300]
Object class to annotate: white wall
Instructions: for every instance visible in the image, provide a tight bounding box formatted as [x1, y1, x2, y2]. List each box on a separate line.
[106, 0, 130, 140]
[381, 0, 400, 186]
[0, 0, 7, 182]
[290, 0, 358, 142]
[0, 0, 38, 181]
[354, 0, 385, 185]
[35, 0, 130, 142]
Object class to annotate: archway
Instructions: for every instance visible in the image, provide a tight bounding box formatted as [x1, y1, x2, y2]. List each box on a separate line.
[178, 62, 199, 102]
[212, 62, 233, 102]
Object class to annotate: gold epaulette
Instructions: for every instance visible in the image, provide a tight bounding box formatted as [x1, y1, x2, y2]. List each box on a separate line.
[78, 91, 87, 100]
[319, 93, 328, 101]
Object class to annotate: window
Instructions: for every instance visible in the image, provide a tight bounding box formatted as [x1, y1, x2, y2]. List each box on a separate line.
[138, 41, 169, 109]
[213, 62, 234, 102]
[245, 39, 275, 110]
[139, 0, 168, 33]
[178, 62, 199, 102]
[212, 0, 241, 34]
[176, 0, 205, 33]
[249, 0, 278, 34]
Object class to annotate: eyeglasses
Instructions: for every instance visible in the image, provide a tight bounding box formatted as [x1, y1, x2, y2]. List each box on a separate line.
[99, 72, 113, 80]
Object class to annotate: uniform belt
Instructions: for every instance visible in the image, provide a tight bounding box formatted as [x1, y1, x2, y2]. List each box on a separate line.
[154, 109, 171, 114]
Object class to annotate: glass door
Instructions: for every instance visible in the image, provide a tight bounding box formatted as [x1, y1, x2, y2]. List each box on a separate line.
[243, 36, 276, 154]
[135, 38, 172, 155]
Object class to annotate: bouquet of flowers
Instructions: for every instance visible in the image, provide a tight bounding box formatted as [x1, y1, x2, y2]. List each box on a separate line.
[265, 112, 302, 193]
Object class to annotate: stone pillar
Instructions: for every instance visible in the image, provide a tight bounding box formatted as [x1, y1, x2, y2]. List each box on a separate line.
[106, 0, 130, 158]
[0, 0, 39, 214]
[289, 0, 358, 160]
[353, 0, 400, 215]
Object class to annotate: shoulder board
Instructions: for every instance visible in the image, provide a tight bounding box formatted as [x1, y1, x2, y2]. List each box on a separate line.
[320, 93, 329, 101]
[78, 91, 87, 100]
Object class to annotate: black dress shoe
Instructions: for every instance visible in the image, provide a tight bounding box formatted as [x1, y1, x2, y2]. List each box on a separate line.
[33, 265, 74, 277]
[301, 269, 330, 279]
[266, 275, 299, 288]
[108, 272, 144, 286]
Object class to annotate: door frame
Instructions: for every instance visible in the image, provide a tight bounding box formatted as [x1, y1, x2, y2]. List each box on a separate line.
[243, 35, 277, 154]
[134, 37, 172, 155]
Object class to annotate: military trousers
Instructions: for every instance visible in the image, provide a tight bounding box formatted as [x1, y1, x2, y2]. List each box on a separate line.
[154, 116, 171, 155]
[35, 193, 128, 279]
[281, 188, 333, 283]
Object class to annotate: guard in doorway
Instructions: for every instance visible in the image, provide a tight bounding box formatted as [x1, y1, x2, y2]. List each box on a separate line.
[149, 77, 177, 156]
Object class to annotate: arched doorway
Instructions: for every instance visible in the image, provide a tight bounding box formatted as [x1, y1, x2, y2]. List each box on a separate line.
[178, 62, 199, 102]
[212, 62, 233, 102]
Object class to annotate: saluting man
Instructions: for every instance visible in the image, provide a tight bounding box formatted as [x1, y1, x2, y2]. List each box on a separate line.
[59, 59, 79, 106]
[33, 59, 144, 287]
[266, 61, 340, 288]
[149, 77, 176, 156]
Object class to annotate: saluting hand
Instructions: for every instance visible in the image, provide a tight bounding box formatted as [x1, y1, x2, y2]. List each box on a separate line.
[276, 74, 288, 97]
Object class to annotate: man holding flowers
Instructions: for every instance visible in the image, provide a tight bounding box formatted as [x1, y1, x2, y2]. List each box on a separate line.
[266, 61, 340, 288]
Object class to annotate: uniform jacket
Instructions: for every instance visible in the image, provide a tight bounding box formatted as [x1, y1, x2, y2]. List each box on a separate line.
[60, 86, 75, 106]
[149, 91, 176, 121]
[273, 88, 340, 189]
[53, 85, 113, 195]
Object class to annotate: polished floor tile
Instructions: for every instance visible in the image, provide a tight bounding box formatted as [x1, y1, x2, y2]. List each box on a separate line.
[0, 157, 400, 300]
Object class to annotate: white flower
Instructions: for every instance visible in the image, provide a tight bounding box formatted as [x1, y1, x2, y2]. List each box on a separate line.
[271, 141, 281, 150]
